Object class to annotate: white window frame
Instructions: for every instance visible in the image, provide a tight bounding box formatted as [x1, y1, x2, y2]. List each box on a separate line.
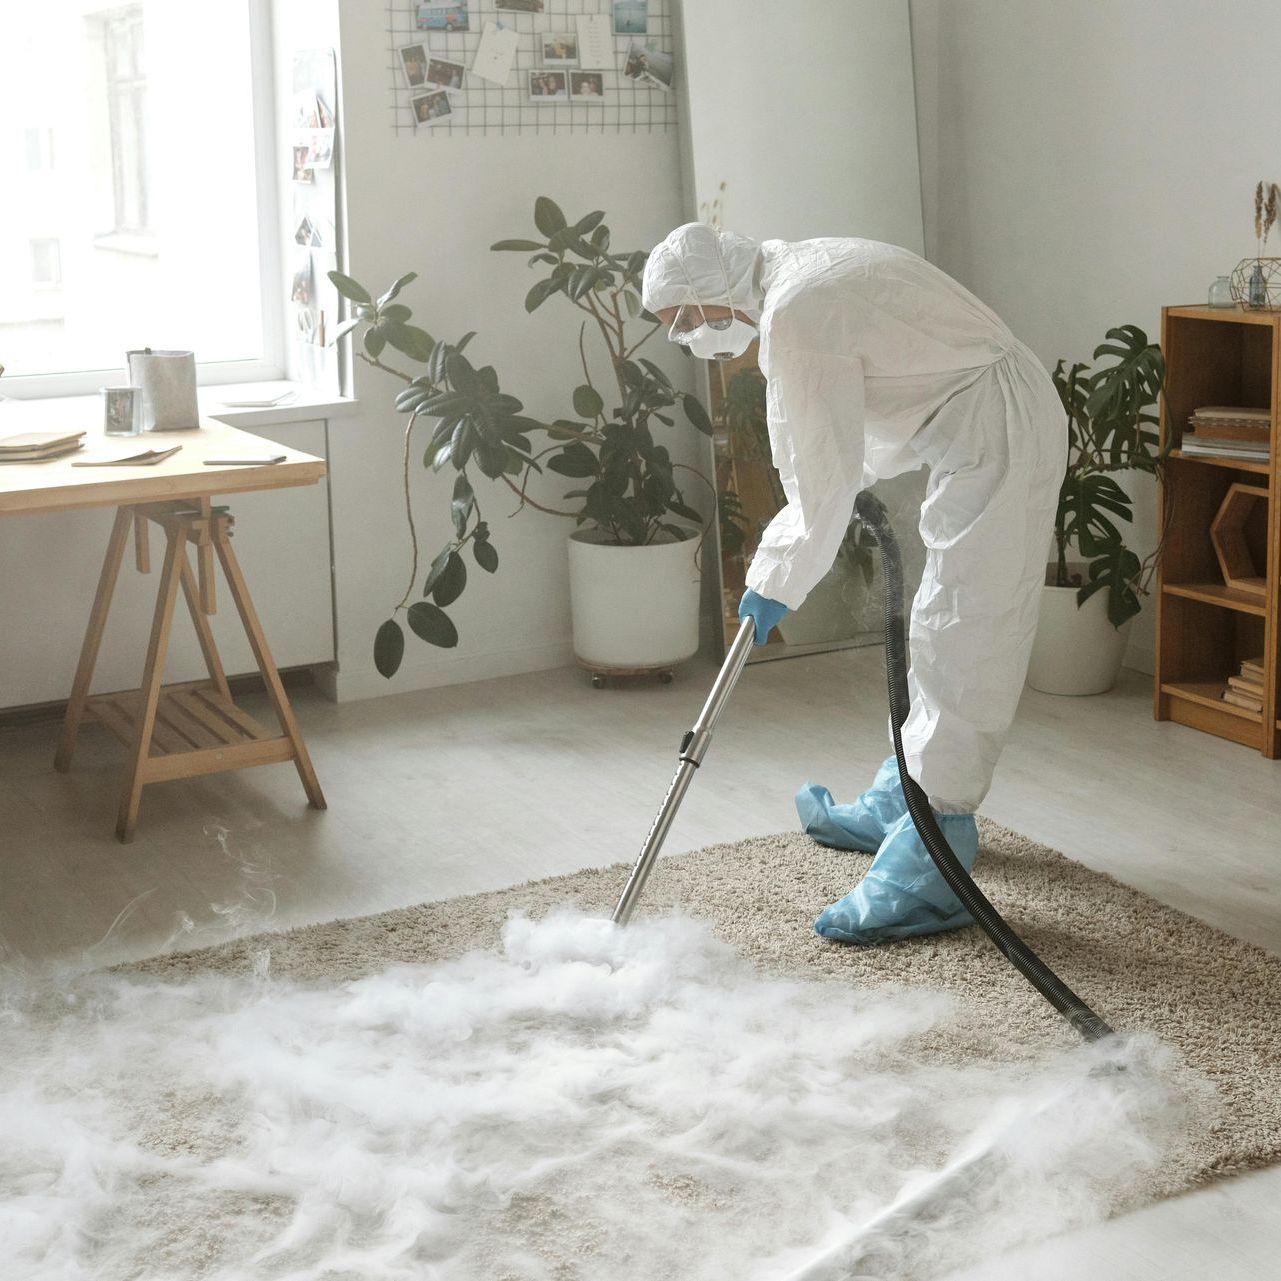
[2, 0, 285, 400]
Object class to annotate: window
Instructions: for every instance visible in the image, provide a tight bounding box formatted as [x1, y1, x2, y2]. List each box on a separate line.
[101, 7, 148, 233]
[0, 1, 281, 392]
[30, 239, 62, 287]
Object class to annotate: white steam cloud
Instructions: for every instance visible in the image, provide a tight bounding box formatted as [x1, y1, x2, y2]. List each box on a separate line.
[0, 911, 1199, 1280]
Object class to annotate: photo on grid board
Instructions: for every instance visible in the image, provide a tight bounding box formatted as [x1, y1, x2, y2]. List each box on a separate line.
[528, 69, 568, 102]
[399, 43, 428, 89]
[290, 252, 313, 305]
[541, 33, 578, 66]
[613, 0, 648, 35]
[291, 144, 314, 184]
[416, 3, 470, 33]
[570, 71, 605, 101]
[623, 40, 673, 90]
[426, 56, 466, 90]
[497, 0, 544, 12]
[411, 88, 454, 124]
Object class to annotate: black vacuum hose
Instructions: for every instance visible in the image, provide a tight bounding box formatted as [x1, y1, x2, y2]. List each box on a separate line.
[854, 489, 1114, 1043]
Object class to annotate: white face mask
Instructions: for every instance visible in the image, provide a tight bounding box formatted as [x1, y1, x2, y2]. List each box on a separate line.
[683, 317, 758, 361]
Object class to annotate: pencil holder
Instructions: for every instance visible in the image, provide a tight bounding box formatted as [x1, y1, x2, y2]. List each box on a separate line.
[126, 348, 199, 431]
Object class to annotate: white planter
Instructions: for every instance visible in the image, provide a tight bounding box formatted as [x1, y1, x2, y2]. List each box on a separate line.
[1026, 579, 1133, 696]
[568, 531, 701, 670]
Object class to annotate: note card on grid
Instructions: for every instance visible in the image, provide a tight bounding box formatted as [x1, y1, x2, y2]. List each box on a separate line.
[472, 22, 518, 86]
[576, 15, 614, 70]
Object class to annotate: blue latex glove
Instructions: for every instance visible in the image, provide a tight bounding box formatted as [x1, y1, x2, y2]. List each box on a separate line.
[738, 589, 788, 646]
[795, 757, 906, 854]
[814, 809, 980, 946]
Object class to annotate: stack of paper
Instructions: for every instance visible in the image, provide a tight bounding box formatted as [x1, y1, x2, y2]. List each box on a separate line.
[0, 431, 85, 463]
[1183, 406, 1270, 461]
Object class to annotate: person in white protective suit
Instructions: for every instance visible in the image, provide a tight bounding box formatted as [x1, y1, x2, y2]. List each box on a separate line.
[641, 222, 1066, 946]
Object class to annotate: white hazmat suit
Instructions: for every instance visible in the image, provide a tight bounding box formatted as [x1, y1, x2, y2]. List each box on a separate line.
[643, 225, 1065, 815]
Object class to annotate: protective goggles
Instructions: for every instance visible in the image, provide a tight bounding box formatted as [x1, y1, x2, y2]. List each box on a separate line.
[668, 303, 735, 346]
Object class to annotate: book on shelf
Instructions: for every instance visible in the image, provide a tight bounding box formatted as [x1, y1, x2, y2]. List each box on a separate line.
[1221, 687, 1264, 713]
[1228, 673, 1265, 697]
[1188, 405, 1270, 431]
[1241, 657, 1265, 684]
[1179, 438, 1269, 461]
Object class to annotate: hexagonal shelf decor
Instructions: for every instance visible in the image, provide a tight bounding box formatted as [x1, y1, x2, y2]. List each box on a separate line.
[1210, 482, 1269, 597]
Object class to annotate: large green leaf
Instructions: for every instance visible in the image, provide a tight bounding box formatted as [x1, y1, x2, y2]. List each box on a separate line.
[373, 618, 404, 678]
[446, 351, 479, 396]
[451, 473, 474, 537]
[682, 394, 713, 436]
[533, 196, 567, 237]
[377, 272, 418, 307]
[384, 323, 435, 362]
[572, 384, 604, 418]
[407, 601, 459, 648]
[1084, 325, 1164, 425]
[547, 442, 599, 478]
[492, 239, 545, 252]
[422, 547, 452, 595]
[328, 317, 361, 346]
[432, 551, 467, 607]
[364, 326, 387, 359]
[329, 271, 372, 304]
[573, 210, 606, 236]
[474, 538, 499, 573]
[1077, 542, 1143, 628]
[525, 279, 558, 313]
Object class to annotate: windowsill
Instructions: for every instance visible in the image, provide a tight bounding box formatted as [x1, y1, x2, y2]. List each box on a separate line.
[92, 232, 160, 257]
[0, 381, 358, 432]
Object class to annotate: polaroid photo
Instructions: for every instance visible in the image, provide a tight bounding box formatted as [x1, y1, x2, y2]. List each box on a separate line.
[541, 32, 578, 65]
[399, 43, 429, 89]
[623, 40, 673, 91]
[570, 70, 605, 101]
[528, 69, 567, 102]
[613, 0, 648, 36]
[290, 253, 313, 306]
[294, 214, 316, 247]
[411, 88, 454, 126]
[416, 3, 470, 33]
[497, 0, 544, 11]
[293, 91, 334, 130]
[298, 127, 334, 168]
[291, 144, 314, 184]
[426, 56, 466, 91]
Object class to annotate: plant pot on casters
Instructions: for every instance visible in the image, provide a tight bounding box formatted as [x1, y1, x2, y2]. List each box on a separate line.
[569, 530, 700, 687]
[1027, 324, 1166, 697]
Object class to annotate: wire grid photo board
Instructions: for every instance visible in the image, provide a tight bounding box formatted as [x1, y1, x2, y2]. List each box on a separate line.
[388, 1, 678, 137]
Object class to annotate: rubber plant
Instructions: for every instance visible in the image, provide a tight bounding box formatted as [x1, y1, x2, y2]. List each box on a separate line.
[1051, 324, 1168, 627]
[328, 197, 713, 678]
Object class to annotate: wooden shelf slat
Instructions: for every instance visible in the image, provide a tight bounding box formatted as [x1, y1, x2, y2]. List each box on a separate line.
[1161, 581, 1269, 616]
[1168, 449, 1271, 476]
[1160, 680, 1262, 722]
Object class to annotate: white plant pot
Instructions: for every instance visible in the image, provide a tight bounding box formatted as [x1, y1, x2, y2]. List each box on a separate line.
[1026, 580, 1133, 696]
[568, 531, 701, 670]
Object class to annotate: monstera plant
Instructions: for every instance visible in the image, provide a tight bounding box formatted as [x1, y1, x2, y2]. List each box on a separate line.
[329, 197, 712, 678]
[1051, 324, 1167, 626]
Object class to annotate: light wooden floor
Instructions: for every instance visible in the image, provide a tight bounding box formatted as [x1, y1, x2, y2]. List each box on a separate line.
[1, 648, 1278, 1277]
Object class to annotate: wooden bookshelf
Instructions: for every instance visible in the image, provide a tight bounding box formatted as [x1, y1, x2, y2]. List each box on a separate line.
[1155, 306, 1281, 756]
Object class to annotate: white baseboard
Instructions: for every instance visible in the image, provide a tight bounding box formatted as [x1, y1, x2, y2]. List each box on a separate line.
[324, 639, 575, 702]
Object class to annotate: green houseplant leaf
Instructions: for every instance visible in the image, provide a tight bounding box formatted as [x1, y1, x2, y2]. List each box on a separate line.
[373, 618, 404, 678]
[407, 601, 458, 648]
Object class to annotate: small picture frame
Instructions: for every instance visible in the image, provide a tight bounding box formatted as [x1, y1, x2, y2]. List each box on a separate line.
[291, 144, 314, 184]
[541, 32, 578, 66]
[426, 56, 466, 90]
[570, 71, 605, 101]
[416, 3, 470, 33]
[528, 69, 567, 102]
[613, 0, 648, 36]
[497, 0, 544, 11]
[411, 88, 454, 125]
[399, 43, 429, 89]
[623, 40, 673, 91]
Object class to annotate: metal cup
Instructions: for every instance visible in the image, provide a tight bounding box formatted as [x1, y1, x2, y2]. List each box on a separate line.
[101, 385, 143, 436]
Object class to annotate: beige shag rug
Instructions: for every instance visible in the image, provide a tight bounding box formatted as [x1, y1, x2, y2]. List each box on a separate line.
[135, 818, 1281, 1194]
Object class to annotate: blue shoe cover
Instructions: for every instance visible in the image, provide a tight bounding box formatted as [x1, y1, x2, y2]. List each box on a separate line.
[814, 809, 980, 945]
[796, 757, 906, 853]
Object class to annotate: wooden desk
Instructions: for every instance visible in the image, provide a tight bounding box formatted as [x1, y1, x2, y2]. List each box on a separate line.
[0, 418, 328, 840]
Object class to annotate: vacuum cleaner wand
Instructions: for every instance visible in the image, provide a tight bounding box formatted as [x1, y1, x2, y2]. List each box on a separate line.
[612, 615, 757, 926]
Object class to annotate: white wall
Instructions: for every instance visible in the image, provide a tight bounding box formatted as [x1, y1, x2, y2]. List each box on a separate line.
[910, 0, 1281, 672]
[677, 0, 923, 253]
[326, 10, 693, 699]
